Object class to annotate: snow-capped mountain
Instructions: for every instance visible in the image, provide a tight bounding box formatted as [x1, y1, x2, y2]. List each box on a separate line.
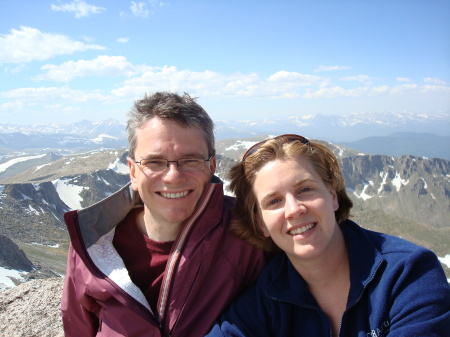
[1, 110, 449, 142]
[214, 111, 450, 142]
[0, 137, 449, 288]
[0, 118, 126, 138]
[4, 111, 449, 161]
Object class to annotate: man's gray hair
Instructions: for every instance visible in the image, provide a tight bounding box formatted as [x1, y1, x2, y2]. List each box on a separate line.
[127, 92, 215, 159]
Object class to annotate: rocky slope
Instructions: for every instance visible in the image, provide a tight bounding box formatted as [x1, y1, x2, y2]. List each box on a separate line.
[0, 278, 64, 337]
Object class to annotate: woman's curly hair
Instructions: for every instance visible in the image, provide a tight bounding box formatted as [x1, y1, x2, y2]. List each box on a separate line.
[228, 136, 353, 252]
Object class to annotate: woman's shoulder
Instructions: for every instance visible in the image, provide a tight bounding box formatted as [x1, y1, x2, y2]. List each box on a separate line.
[343, 220, 441, 274]
[344, 219, 431, 254]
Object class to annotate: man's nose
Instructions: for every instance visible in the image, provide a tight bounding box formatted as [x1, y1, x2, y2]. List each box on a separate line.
[162, 161, 185, 180]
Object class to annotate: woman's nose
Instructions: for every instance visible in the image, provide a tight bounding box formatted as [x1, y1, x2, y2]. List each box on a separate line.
[284, 195, 306, 219]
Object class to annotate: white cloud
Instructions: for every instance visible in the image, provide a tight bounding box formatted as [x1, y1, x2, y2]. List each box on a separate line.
[371, 85, 390, 94]
[121, 1, 165, 18]
[4, 64, 26, 74]
[109, 66, 450, 102]
[0, 26, 105, 64]
[34, 55, 150, 82]
[0, 100, 24, 112]
[267, 71, 321, 86]
[389, 83, 419, 95]
[424, 77, 447, 86]
[111, 66, 328, 99]
[81, 35, 96, 43]
[314, 65, 351, 72]
[149, 0, 165, 7]
[117, 37, 130, 43]
[304, 86, 349, 99]
[131, 1, 150, 17]
[420, 84, 450, 94]
[51, 0, 106, 18]
[0, 86, 110, 103]
[112, 66, 226, 97]
[341, 75, 375, 85]
[304, 83, 450, 99]
[396, 77, 412, 82]
[306, 85, 394, 99]
[1, 64, 449, 123]
[0, 86, 123, 122]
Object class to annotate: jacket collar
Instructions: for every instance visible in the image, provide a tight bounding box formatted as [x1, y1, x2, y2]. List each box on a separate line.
[66, 177, 226, 317]
[342, 220, 386, 307]
[74, 176, 224, 249]
[262, 220, 385, 309]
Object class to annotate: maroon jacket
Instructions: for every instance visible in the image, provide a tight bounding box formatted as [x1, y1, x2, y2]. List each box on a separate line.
[61, 180, 265, 336]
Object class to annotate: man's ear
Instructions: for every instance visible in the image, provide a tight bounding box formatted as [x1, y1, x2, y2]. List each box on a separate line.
[128, 157, 139, 191]
[209, 155, 217, 175]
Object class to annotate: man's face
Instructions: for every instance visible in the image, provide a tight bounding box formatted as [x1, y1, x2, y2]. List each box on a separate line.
[128, 118, 216, 231]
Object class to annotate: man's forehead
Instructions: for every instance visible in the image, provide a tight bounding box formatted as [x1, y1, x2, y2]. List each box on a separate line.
[135, 120, 209, 156]
[137, 118, 202, 135]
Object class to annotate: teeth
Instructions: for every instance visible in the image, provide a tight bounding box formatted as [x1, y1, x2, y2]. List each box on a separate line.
[162, 191, 189, 199]
[289, 223, 315, 235]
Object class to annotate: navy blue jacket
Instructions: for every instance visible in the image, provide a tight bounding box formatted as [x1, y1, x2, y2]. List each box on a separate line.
[207, 220, 450, 337]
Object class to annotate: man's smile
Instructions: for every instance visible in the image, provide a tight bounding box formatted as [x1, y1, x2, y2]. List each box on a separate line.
[160, 190, 190, 199]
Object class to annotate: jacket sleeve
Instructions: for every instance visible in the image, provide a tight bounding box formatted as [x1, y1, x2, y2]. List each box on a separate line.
[61, 244, 100, 336]
[386, 249, 450, 336]
[205, 283, 273, 337]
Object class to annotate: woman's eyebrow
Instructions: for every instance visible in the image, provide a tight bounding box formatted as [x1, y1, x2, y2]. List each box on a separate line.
[259, 178, 315, 206]
[259, 191, 279, 208]
[294, 178, 312, 187]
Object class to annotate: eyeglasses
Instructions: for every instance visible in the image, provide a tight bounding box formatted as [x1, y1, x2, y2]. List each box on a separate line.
[241, 134, 310, 162]
[134, 156, 213, 173]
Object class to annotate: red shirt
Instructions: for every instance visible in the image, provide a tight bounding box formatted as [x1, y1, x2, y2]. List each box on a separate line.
[113, 207, 174, 312]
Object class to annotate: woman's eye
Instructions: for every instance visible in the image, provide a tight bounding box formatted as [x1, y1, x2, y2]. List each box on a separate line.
[268, 198, 281, 206]
[299, 187, 312, 194]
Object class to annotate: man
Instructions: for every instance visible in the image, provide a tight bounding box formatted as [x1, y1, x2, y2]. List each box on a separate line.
[61, 92, 265, 336]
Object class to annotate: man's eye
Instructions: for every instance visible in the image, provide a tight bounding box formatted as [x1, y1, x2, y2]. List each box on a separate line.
[180, 159, 202, 166]
[143, 160, 165, 166]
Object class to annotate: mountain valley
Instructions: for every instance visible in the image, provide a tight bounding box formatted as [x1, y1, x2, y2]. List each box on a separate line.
[0, 136, 449, 285]
[0, 112, 449, 288]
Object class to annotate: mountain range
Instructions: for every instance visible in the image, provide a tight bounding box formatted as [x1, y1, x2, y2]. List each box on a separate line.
[0, 111, 449, 162]
[1, 141, 449, 276]
[0, 112, 449, 290]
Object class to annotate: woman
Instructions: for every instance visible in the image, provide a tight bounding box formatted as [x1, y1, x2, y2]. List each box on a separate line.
[207, 134, 450, 337]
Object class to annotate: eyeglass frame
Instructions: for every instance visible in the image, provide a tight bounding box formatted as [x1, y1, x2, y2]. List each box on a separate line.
[241, 134, 310, 163]
[133, 155, 213, 173]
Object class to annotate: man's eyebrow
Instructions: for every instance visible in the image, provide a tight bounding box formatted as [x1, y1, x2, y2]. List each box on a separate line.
[140, 153, 164, 160]
[140, 152, 207, 159]
[179, 152, 208, 158]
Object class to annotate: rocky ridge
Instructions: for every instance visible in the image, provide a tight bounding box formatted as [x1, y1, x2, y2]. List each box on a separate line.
[0, 278, 64, 337]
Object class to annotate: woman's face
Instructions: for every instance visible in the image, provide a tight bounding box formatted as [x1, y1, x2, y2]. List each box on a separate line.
[253, 157, 342, 264]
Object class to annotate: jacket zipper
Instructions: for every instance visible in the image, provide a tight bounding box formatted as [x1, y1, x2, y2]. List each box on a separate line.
[336, 260, 385, 337]
[156, 184, 216, 333]
[270, 259, 385, 337]
[70, 212, 161, 328]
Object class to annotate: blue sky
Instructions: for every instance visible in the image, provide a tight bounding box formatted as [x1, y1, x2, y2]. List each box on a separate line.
[0, 0, 449, 125]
